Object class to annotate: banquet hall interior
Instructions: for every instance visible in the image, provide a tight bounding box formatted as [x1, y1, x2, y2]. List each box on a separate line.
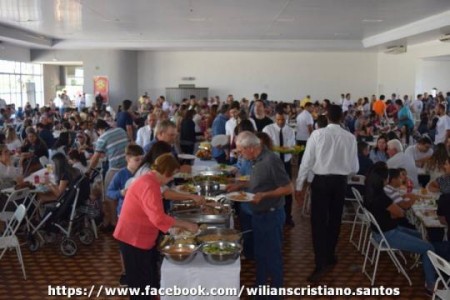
[1, 1, 450, 299]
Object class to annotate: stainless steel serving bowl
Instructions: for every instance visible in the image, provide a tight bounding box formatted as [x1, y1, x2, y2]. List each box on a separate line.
[160, 243, 197, 265]
[201, 241, 242, 265]
[198, 170, 224, 177]
[194, 181, 222, 196]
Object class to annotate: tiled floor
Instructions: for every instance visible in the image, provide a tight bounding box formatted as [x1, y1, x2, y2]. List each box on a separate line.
[0, 204, 429, 299]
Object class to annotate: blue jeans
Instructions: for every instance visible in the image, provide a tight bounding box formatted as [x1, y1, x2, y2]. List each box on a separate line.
[252, 208, 285, 288]
[374, 226, 435, 287]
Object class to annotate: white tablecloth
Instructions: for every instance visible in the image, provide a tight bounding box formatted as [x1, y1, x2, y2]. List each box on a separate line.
[24, 167, 55, 184]
[161, 255, 240, 300]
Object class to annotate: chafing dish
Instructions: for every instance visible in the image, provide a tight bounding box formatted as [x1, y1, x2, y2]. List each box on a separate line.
[160, 243, 198, 265]
[201, 241, 241, 265]
[195, 228, 241, 243]
[193, 181, 222, 196]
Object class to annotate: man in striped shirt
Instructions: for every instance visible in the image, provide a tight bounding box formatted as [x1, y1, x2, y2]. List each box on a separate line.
[88, 119, 129, 231]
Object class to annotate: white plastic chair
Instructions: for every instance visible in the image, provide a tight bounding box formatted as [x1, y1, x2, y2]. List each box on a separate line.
[0, 188, 30, 224]
[427, 250, 450, 300]
[361, 208, 412, 286]
[39, 156, 50, 168]
[342, 175, 365, 224]
[349, 187, 370, 254]
[0, 204, 27, 279]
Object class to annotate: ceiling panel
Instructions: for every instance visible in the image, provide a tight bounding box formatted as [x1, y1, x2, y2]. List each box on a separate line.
[0, 0, 449, 50]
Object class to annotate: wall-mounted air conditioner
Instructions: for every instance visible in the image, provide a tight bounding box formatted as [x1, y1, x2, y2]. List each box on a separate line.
[384, 45, 407, 54]
[438, 33, 450, 42]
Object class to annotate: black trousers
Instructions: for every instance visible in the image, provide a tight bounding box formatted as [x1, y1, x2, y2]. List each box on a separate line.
[283, 160, 293, 223]
[180, 144, 194, 154]
[310, 175, 347, 269]
[119, 242, 158, 300]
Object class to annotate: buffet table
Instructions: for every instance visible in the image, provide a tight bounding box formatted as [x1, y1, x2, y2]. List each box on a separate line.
[161, 255, 240, 300]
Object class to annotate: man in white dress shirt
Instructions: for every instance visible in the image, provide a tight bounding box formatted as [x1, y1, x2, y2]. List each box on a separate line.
[342, 93, 353, 113]
[225, 102, 240, 162]
[296, 105, 359, 283]
[404, 136, 433, 168]
[135, 113, 157, 148]
[411, 94, 424, 122]
[263, 110, 296, 227]
[296, 102, 314, 162]
[434, 103, 450, 145]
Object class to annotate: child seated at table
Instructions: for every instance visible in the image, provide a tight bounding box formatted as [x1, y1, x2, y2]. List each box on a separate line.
[0, 144, 23, 190]
[384, 168, 418, 209]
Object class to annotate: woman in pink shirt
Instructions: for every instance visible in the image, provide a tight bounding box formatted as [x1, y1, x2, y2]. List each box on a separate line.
[114, 153, 198, 299]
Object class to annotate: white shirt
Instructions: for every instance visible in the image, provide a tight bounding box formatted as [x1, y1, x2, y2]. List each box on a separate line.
[162, 101, 171, 112]
[193, 114, 202, 133]
[62, 95, 71, 108]
[262, 123, 296, 162]
[404, 145, 433, 166]
[296, 124, 359, 190]
[296, 110, 314, 141]
[225, 118, 237, 144]
[0, 98, 6, 110]
[342, 99, 353, 112]
[411, 99, 423, 114]
[135, 125, 155, 148]
[225, 118, 257, 145]
[72, 162, 88, 174]
[6, 139, 22, 152]
[435, 115, 450, 145]
[387, 152, 419, 186]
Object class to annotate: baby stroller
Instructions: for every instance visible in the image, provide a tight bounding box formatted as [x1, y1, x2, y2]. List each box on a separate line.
[28, 173, 97, 256]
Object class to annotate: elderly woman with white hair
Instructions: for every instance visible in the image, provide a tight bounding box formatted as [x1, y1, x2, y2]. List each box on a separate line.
[386, 139, 419, 186]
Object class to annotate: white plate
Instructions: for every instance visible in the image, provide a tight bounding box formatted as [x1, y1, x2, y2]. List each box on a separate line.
[215, 165, 237, 173]
[178, 154, 197, 160]
[173, 172, 192, 179]
[174, 184, 197, 194]
[226, 192, 254, 202]
[211, 134, 229, 147]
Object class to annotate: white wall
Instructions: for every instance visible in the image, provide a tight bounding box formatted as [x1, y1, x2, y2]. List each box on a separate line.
[31, 49, 138, 109]
[43, 65, 60, 103]
[137, 51, 378, 103]
[376, 41, 450, 98]
[377, 52, 417, 98]
[416, 60, 450, 95]
[27, 42, 450, 106]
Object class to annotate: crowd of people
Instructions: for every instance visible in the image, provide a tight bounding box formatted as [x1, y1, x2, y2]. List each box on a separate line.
[1, 89, 450, 298]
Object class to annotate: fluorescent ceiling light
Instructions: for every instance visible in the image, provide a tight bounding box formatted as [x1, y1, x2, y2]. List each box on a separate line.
[362, 19, 383, 23]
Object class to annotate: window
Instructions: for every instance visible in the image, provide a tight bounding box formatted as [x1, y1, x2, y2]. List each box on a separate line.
[0, 59, 44, 108]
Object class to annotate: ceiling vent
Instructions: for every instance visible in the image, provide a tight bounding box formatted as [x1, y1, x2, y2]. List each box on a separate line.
[384, 45, 407, 54]
[438, 33, 450, 42]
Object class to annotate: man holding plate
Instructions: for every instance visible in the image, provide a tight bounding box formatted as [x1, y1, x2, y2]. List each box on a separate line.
[227, 131, 293, 292]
